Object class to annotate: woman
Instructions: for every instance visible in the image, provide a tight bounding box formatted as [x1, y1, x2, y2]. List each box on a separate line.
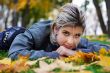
[8, 3, 110, 60]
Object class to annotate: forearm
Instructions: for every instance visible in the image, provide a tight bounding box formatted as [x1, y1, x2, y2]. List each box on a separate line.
[9, 50, 59, 60]
[29, 50, 59, 60]
[65, 50, 76, 56]
[90, 44, 110, 52]
[77, 45, 110, 53]
[80, 38, 110, 53]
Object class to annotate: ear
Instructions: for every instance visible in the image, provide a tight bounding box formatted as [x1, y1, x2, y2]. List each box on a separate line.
[51, 23, 59, 34]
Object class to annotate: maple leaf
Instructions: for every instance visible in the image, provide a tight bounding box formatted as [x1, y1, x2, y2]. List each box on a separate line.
[0, 54, 31, 73]
[11, 54, 30, 72]
[0, 64, 10, 72]
[64, 51, 100, 64]
[33, 59, 87, 73]
[103, 66, 110, 72]
[55, 59, 85, 71]
[0, 58, 12, 72]
[0, 58, 11, 65]
[98, 55, 110, 67]
[33, 60, 58, 73]
[99, 48, 108, 55]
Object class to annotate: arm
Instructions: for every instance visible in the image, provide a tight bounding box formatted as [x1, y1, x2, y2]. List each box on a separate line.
[55, 38, 110, 57]
[78, 38, 110, 53]
[8, 22, 59, 60]
[9, 49, 59, 60]
[56, 46, 76, 56]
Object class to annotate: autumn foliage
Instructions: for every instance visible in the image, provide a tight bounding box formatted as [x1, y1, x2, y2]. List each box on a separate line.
[0, 55, 30, 73]
[64, 51, 100, 64]
[0, 48, 110, 73]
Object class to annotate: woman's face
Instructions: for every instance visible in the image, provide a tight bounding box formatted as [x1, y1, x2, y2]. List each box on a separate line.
[54, 26, 83, 49]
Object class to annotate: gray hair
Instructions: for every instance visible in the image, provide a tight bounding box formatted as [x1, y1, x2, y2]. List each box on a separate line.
[50, 3, 85, 45]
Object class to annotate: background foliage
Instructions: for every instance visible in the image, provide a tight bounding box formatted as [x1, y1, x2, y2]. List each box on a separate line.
[0, 0, 70, 28]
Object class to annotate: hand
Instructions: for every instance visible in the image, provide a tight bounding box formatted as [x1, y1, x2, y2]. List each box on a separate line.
[56, 46, 75, 56]
[59, 55, 67, 59]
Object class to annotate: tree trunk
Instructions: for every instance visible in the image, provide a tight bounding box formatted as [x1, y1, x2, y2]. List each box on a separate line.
[93, 0, 107, 34]
[21, 0, 30, 28]
[12, 11, 18, 26]
[68, 0, 72, 3]
[105, 0, 110, 36]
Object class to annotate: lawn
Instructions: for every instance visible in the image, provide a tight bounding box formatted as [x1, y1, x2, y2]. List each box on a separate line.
[83, 34, 110, 45]
[0, 50, 8, 59]
[0, 35, 110, 73]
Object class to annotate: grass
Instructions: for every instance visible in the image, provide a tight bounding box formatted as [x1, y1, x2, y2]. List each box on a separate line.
[83, 34, 110, 45]
[0, 50, 8, 59]
[90, 40, 110, 45]
[0, 35, 110, 59]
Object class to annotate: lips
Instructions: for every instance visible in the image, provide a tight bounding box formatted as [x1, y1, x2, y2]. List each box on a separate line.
[63, 45, 73, 49]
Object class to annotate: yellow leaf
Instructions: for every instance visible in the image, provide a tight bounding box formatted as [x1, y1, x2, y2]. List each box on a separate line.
[0, 64, 10, 72]
[30, 0, 37, 9]
[16, 0, 27, 11]
[99, 48, 108, 55]
[63, 51, 100, 64]
[98, 55, 110, 66]
[11, 54, 30, 72]
[0, 58, 11, 65]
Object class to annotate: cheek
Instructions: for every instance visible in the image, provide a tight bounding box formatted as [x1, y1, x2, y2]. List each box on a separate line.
[56, 33, 66, 45]
[74, 38, 80, 45]
[76, 40, 80, 44]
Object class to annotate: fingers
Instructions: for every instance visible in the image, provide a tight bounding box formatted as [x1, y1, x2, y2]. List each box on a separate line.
[56, 47, 62, 53]
[56, 46, 75, 56]
[56, 48, 63, 55]
[56, 46, 67, 55]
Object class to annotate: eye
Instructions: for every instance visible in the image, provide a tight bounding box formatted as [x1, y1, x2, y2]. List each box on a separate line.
[74, 34, 81, 38]
[62, 31, 70, 36]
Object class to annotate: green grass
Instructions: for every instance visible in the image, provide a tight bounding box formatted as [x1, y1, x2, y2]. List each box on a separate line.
[85, 64, 110, 73]
[0, 50, 8, 59]
[83, 34, 110, 45]
[90, 40, 110, 45]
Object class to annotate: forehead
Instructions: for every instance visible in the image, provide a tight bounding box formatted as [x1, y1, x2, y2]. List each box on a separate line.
[60, 26, 83, 34]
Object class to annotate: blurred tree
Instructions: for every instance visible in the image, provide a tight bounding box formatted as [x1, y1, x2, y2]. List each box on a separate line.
[0, 0, 70, 28]
[105, 0, 110, 36]
[93, 0, 107, 34]
[93, 0, 110, 36]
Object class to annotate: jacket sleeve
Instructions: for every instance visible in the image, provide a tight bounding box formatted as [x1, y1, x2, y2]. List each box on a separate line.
[78, 38, 110, 53]
[8, 23, 59, 60]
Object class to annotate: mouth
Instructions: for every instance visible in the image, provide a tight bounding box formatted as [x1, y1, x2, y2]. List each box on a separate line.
[63, 45, 73, 49]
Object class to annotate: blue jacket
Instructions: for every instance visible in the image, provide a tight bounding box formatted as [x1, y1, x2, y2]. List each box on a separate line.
[8, 20, 110, 60]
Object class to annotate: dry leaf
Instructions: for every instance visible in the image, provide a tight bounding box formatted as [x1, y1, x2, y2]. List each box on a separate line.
[64, 51, 100, 64]
[99, 48, 108, 55]
[0, 58, 11, 65]
[98, 55, 110, 67]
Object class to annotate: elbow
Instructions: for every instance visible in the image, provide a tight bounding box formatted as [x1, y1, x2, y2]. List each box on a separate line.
[8, 52, 18, 60]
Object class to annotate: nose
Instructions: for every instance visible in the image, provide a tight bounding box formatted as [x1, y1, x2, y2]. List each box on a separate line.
[66, 37, 74, 46]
